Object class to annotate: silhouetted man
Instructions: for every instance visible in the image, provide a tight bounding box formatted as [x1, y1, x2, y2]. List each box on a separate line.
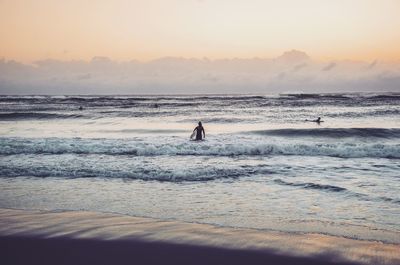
[192, 121, 205, 141]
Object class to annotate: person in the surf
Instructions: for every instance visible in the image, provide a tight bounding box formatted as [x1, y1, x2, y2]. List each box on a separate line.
[306, 117, 323, 124]
[314, 117, 322, 123]
[192, 121, 205, 141]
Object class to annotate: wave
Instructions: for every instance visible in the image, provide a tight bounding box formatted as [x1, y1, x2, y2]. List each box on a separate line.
[249, 128, 400, 139]
[0, 158, 274, 182]
[2, 93, 398, 104]
[99, 129, 188, 134]
[279, 92, 400, 100]
[1, 137, 399, 158]
[378, 196, 400, 204]
[273, 179, 400, 204]
[178, 117, 249, 123]
[274, 179, 346, 192]
[0, 112, 84, 120]
[363, 94, 400, 100]
[2, 94, 399, 116]
[280, 93, 353, 99]
[0, 95, 267, 102]
[326, 109, 400, 118]
[2, 92, 398, 99]
[0, 166, 244, 181]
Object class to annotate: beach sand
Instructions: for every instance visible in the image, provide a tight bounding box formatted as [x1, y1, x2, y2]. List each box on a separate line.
[0, 208, 399, 265]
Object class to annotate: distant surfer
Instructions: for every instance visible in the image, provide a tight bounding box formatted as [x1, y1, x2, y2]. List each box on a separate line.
[306, 117, 323, 124]
[191, 121, 205, 141]
[79, 106, 83, 110]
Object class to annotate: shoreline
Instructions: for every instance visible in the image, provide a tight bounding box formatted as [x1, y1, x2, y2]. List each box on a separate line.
[1, 208, 399, 265]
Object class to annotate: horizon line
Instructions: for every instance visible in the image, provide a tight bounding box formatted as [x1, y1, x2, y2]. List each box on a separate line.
[2, 50, 396, 65]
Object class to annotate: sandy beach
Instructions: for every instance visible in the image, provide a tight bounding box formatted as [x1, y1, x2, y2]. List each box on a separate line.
[1, 208, 399, 265]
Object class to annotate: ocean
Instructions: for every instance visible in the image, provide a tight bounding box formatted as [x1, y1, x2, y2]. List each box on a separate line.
[0, 93, 399, 243]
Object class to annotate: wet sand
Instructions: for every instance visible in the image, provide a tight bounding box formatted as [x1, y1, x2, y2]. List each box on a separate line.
[0, 208, 399, 265]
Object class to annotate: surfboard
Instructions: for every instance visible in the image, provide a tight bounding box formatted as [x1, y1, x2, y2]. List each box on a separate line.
[305, 119, 324, 123]
[190, 131, 196, 140]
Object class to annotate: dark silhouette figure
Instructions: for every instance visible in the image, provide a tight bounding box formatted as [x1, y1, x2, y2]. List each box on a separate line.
[192, 121, 205, 141]
[79, 106, 83, 110]
[306, 117, 323, 124]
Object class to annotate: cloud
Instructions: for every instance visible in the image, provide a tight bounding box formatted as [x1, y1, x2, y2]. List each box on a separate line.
[366, 60, 378, 70]
[322, 62, 336, 71]
[76, 73, 91, 80]
[275, 50, 311, 64]
[292, 63, 307, 72]
[0, 51, 399, 94]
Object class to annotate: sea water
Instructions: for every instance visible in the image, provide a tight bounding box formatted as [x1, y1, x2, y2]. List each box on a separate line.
[0, 93, 399, 243]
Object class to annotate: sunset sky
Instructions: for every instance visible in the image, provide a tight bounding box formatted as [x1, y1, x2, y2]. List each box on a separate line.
[1, 0, 400, 63]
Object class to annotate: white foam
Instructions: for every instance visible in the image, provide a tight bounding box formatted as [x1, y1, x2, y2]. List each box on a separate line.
[1, 137, 399, 158]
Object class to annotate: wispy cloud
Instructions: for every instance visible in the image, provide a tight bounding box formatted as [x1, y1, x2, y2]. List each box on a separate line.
[322, 62, 336, 71]
[0, 51, 399, 94]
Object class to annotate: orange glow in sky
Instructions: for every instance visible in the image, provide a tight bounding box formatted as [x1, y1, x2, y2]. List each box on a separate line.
[1, 0, 400, 63]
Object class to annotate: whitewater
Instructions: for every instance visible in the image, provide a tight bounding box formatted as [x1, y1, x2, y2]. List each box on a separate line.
[0, 93, 399, 243]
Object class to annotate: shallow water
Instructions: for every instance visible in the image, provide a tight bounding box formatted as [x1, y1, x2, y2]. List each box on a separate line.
[0, 93, 399, 242]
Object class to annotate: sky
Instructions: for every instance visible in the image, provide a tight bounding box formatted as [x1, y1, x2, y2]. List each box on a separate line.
[1, 0, 400, 94]
[1, 0, 400, 63]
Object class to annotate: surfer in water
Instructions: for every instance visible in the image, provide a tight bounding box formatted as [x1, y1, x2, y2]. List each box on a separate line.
[306, 117, 323, 124]
[192, 121, 205, 141]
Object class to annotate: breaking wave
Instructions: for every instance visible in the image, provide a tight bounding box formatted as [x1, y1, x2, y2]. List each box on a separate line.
[0, 155, 274, 181]
[1, 137, 399, 158]
[0, 112, 84, 120]
[249, 128, 400, 139]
